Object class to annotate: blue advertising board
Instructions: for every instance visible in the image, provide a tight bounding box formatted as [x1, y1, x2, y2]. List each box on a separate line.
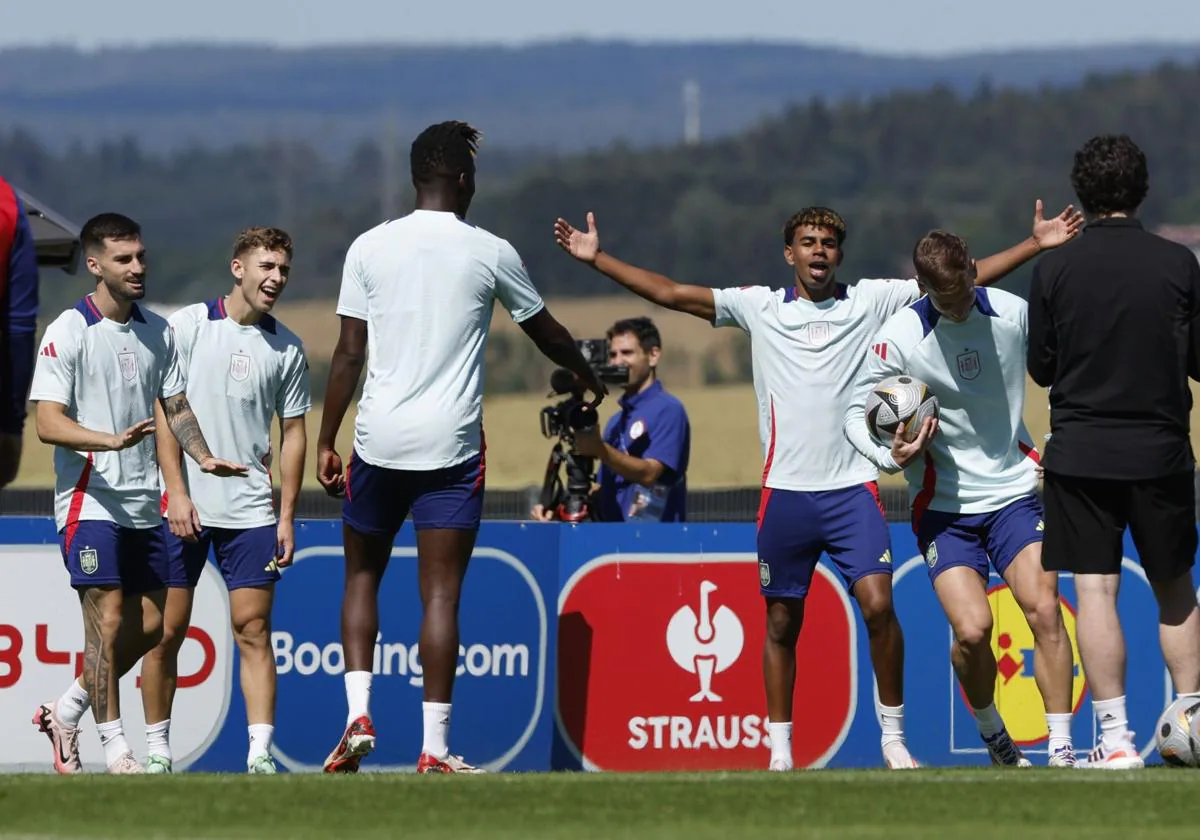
[0, 517, 1187, 773]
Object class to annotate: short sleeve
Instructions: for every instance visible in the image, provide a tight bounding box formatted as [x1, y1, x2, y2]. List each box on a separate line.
[167, 307, 200, 372]
[857, 278, 922, 321]
[642, 400, 690, 479]
[494, 241, 544, 324]
[28, 313, 82, 406]
[712, 286, 766, 332]
[335, 238, 369, 321]
[158, 322, 185, 400]
[277, 343, 313, 419]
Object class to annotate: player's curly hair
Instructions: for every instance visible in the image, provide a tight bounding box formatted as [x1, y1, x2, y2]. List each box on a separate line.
[1070, 134, 1149, 216]
[233, 227, 293, 260]
[912, 230, 975, 291]
[411, 120, 482, 185]
[782, 207, 846, 247]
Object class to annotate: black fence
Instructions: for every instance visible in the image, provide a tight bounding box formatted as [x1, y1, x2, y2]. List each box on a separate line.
[16, 481, 1199, 524]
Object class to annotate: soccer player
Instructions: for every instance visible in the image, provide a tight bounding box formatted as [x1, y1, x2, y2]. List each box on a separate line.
[29, 213, 246, 774]
[844, 230, 1077, 768]
[1029, 134, 1200, 769]
[553, 201, 1082, 770]
[137, 227, 310, 774]
[317, 121, 604, 773]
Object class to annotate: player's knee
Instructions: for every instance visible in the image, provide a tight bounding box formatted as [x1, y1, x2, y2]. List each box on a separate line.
[952, 618, 992, 653]
[152, 621, 188, 656]
[234, 615, 271, 651]
[764, 601, 803, 647]
[856, 591, 895, 633]
[1024, 596, 1064, 642]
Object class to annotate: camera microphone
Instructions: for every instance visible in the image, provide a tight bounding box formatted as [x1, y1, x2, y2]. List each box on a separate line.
[548, 368, 578, 396]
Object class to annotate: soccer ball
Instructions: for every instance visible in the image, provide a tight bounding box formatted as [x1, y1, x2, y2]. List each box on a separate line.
[1155, 696, 1200, 767]
[865, 375, 939, 445]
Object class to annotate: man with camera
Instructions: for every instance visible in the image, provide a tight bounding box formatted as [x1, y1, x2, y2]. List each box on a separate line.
[534, 317, 690, 523]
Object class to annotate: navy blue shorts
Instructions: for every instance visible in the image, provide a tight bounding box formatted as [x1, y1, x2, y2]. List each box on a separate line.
[342, 449, 485, 538]
[165, 522, 282, 590]
[756, 482, 893, 600]
[915, 494, 1044, 582]
[59, 520, 171, 593]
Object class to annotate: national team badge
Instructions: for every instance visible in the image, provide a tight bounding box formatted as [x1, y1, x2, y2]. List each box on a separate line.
[808, 321, 831, 347]
[629, 420, 646, 440]
[118, 352, 138, 382]
[925, 542, 938, 569]
[758, 560, 771, 587]
[79, 548, 99, 575]
[229, 353, 252, 382]
[956, 350, 981, 380]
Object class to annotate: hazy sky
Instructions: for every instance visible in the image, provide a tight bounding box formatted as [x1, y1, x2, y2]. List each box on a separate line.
[4, 0, 1200, 54]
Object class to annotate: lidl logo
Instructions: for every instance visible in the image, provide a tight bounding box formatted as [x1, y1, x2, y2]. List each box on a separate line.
[986, 584, 1086, 746]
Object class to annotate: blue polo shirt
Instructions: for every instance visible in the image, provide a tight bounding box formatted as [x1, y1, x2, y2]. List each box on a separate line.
[595, 380, 690, 522]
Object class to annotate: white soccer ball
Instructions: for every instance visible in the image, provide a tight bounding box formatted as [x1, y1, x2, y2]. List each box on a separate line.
[1155, 695, 1200, 767]
[864, 375, 939, 446]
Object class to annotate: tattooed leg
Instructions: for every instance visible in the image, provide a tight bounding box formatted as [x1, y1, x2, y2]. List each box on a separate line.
[78, 586, 124, 724]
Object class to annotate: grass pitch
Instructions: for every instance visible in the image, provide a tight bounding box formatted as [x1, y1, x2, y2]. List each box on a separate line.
[0, 768, 1192, 839]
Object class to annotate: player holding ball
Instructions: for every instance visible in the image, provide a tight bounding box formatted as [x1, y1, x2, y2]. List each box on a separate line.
[845, 229, 1077, 767]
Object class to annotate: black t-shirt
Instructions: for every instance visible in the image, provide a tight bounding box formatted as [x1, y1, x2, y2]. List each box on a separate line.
[1027, 217, 1200, 480]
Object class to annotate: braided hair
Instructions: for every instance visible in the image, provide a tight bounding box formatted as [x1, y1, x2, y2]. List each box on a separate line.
[410, 121, 482, 185]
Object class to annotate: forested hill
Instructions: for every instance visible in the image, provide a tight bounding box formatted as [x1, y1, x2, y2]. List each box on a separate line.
[9, 60, 1200, 313]
[4, 40, 1200, 154]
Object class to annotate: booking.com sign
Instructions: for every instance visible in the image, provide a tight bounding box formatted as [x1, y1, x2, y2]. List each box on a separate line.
[269, 543, 548, 773]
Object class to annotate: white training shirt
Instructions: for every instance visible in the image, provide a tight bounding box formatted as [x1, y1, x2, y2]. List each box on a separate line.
[843, 287, 1040, 514]
[336, 209, 545, 470]
[29, 296, 185, 531]
[712, 279, 920, 491]
[163, 299, 311, 528]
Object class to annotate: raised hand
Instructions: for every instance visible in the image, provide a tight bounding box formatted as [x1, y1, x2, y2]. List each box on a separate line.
[317, 445, 346, 498]
[199, 456, 249, 477]
[111, 418, 156, 451]
[554, 212, 601, 264]
[1032, 199, 1085, 250]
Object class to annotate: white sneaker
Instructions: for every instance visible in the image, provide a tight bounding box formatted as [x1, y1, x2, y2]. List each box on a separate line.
[107, 752, 145, 774]
[882, 740, 920, 769]
[1081, 732, 1145, 770]
[768, 756, 793, 772]
[1048, 744, 1078, 768]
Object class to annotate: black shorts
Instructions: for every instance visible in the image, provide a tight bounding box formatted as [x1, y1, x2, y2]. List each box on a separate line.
[1041, 471, 1197, 581]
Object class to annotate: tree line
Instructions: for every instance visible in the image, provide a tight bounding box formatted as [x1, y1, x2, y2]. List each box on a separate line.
[8, 60, 1200, 324]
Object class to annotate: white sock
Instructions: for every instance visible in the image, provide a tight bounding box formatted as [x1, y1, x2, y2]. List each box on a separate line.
[146, 719, 171, 761]
[1177, 691, 1200, 700]
[97, 718, 131, 767]
[1046, 713, 1073, 753]
[767, 721, 793, 764]
[248, 724, 274, 761]
[422, 702, 451, 759]
[877, 701, 905, 746]
[972, 703, 1004, 738]
[1094, 695, 1129, 744]
[57, 680, 90, 728]
[345, 671, 372, 725]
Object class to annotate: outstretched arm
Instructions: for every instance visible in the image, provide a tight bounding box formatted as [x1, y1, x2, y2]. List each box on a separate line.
[975, 200, 1084, 287]
[555, 212, 716, 321]
[159, 392, 247, 476]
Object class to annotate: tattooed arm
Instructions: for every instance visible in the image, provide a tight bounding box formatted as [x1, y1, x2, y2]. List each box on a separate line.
[159, 392, 248, 477]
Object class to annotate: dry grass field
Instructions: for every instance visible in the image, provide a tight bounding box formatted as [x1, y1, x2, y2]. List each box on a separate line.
[12, 296, 1200, 490]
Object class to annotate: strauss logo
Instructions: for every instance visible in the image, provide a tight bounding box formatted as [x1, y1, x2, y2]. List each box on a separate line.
[666, 581, 744, 702]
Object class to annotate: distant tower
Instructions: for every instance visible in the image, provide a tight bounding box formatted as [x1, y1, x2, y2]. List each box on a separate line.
[683, 79, 701, 146]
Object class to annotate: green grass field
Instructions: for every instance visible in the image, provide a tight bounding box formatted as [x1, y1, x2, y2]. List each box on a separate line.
[0, 769, 1193, 839]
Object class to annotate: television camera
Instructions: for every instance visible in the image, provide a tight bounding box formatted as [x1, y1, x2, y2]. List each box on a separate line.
[538, 339, 629, 522]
